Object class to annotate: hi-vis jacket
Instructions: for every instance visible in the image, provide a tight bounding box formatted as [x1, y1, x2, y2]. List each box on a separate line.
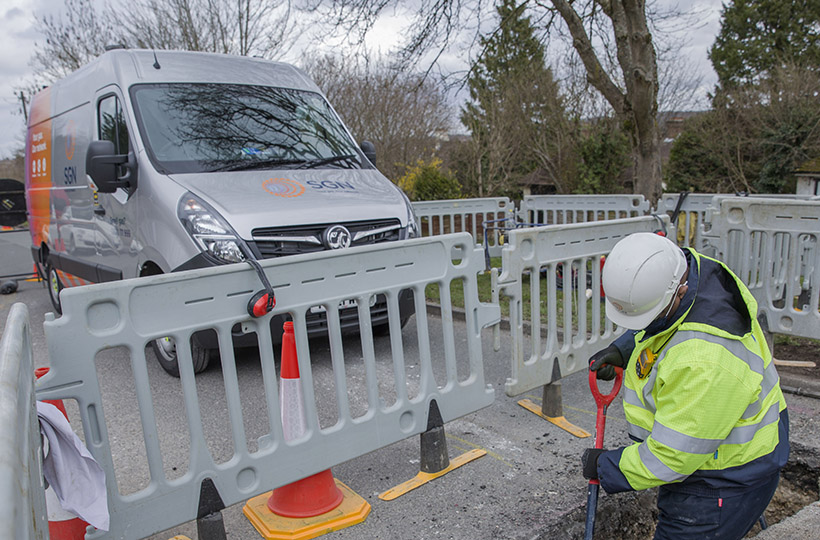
[598, 248, 789, 496]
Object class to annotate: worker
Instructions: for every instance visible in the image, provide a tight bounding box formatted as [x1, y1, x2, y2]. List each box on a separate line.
[582, 232, 789, 539]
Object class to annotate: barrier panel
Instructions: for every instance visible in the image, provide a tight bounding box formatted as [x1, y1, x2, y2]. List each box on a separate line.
[657, 192, 724, 251]
[702, 197, 820, 341]
[517, 194, 650, 226]
[412, 197, 515, 258]
[496, 216, 670, 398]
[0, 303, 48, 539]
[34, 233, 499, 539]
[658, 192, 820, 252]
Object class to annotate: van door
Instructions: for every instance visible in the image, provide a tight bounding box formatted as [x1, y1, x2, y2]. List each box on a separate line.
[93, 89, 137, 279]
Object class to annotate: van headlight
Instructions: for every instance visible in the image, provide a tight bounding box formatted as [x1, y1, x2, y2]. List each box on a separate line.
[399, 189, 419, 239]
[406, 211, 419, 238]
[178, 193, 247, 263]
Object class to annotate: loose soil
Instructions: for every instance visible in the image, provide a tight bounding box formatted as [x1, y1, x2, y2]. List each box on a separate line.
[532, 460, 818, 539]
[772, 336, 820, 394]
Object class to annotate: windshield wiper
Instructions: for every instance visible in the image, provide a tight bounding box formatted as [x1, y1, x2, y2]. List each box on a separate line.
[295, 154, 358, 169]
[210, 158, 307, 172]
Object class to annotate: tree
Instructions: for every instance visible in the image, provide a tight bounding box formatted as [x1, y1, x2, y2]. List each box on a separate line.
[709, 0, 820, 88]
[119, 0, 294, 58]
[575, 119, 632, 194]
[307, 0, 666, 202]
[460, 0, 570, 197]
[667, 0, 820, 195]
[665, 64, 820, 194]
[664, 114, 732, 193]
[30, 0, 118, 81]
[29, 0, 294, 84]
[397, 159, 462, 201]
[303, 54, 452, 182]
[748, 64, 820, 192]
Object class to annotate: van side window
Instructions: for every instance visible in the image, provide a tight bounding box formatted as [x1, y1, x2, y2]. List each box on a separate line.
[98, 95, 130, 154]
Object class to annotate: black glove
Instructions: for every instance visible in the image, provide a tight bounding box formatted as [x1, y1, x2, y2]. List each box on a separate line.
[582, 448, 606, 480]
[589, 343, 625, 381]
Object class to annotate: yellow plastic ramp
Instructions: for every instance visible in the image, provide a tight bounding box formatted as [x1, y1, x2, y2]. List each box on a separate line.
[379, 448, 487, 501]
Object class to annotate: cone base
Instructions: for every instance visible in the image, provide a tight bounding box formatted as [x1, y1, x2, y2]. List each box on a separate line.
[267, 469, 343, 517]
[243, 479, 370, 540]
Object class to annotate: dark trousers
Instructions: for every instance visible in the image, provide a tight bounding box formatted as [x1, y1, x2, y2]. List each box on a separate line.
[653, 473, 780, 540]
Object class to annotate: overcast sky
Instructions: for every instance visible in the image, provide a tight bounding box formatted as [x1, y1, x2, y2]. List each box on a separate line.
[0, 0, 724, 160]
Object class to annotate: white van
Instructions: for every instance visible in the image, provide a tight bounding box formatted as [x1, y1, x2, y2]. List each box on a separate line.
[25, 48, 417, 375]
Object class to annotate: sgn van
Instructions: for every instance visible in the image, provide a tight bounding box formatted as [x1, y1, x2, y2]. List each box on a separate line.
[25, 48, 418, 376]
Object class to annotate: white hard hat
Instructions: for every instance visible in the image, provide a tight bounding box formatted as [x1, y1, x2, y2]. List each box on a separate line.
[602, 233, 687, 330]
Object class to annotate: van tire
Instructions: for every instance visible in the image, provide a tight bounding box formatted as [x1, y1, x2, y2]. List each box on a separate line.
[46, 262, 63, 315]
[374, 315, 411, 336]
[152, 335, 210, 377]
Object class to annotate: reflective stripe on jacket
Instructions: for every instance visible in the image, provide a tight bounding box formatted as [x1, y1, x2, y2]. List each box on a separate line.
[598, 248, 789, 496]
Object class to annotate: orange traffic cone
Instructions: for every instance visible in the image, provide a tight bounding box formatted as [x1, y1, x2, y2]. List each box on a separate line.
[35, 367, 91, 540]
[243, 321, 370, 540]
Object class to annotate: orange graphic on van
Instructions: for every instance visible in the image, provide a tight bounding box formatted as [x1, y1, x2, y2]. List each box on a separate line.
[263, 178, 305, 198]
[26, 88, 53, 248]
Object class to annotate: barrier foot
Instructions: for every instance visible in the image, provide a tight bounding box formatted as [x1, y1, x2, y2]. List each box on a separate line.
[243, 479, 370, 540]
[197, 478, 227, 540]
[378, 400, 487, 501]
[378, 448, 486, 501]
[518, 398, 590, 438]
[197, 512, 227, 540]
[518, 377, 590, 438]
[758, 320, 813, 368]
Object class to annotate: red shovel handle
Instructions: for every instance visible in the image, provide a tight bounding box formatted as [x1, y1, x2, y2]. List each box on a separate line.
[588, 366, 623, 409]
[585, 366, 623, 540]
[588, 366, 623, 449]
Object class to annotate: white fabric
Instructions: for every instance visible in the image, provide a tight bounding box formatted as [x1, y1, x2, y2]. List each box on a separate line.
[37, 401, 110, 531]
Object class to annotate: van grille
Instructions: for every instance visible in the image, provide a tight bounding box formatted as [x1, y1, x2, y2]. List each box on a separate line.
[249, 218, 402, 259]
[304, 295, 389, 332]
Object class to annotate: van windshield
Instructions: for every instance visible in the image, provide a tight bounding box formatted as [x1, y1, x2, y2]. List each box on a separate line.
[130, 83, 364, 174]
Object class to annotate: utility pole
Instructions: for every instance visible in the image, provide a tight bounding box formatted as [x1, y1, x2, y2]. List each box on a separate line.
[19, 91, 28, 123]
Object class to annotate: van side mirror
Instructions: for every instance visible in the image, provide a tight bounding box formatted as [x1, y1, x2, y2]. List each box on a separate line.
[360, 140, 377, 166]
[86, 140, 137, 193]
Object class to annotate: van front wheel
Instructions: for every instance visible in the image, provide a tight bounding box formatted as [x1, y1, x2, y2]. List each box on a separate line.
[46, 262, 63, 315]
[152, 335, 210, 377]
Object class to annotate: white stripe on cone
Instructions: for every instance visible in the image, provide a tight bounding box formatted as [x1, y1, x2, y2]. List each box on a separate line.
[280, 378, 307, 441]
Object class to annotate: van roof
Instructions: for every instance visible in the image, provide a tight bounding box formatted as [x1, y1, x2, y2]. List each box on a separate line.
[51, 49, 321, 94]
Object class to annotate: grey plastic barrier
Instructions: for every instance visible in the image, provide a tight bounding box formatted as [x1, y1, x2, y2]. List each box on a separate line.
[517, 194, 650, 226]
[658, 193, 820, 252]
[657, 193, 725, 250]
[35, 233, 499, 540]
[0, 303, 48, 540]
[496, 216, 670, 397]
[702, 197, 820, 340]
[412, 197, 515, 258]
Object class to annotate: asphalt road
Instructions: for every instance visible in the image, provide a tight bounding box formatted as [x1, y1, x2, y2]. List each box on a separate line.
[0, 229, 35, 279]
[2, 277, 819, 540]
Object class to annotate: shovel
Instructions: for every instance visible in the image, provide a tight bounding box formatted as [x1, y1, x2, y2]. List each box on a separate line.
[584, 365, 624, 540]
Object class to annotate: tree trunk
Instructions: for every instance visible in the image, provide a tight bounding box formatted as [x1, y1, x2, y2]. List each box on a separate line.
[632, 127, 662, 202]
[552, 0, 663, 204]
